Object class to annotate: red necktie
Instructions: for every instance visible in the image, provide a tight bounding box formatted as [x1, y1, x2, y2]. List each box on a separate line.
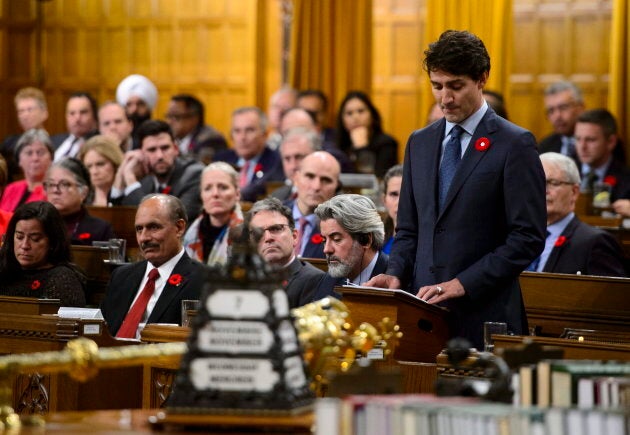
[116, 268, 160, 338]
[239, 161, 251, 188]
[294, 217, 308, 256]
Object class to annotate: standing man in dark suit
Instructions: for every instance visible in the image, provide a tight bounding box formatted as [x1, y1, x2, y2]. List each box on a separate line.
[101, 194, 206, 338]
[310, 194, 388, 304]
[110, 120, 204, 222]
[246, 197, 324, 309]
[366, 30, 547, 349]
[214, 107, 285, 202]
[537, 81, 584, 163]
[532, 152, 626, 277]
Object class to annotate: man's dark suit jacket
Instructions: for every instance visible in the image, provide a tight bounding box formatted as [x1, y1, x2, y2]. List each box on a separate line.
[537, 133, 581, 168]
[542, 216, 627, 277]
[51, 130, 98, 150]
[112, 157, 204, 222]
[186, 124, 228, 164]
[388, 108, 547, 349]
[284, 257, 325, 308]
[283, 199, 325, 259]
[101, 253, 206, 336]
[214, 146, 285, 202]
[308, 251, 389, 304]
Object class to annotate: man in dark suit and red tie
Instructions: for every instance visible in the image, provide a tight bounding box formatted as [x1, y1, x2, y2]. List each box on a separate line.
[366, 30, 547, 349]
[101, 194, 206, 338]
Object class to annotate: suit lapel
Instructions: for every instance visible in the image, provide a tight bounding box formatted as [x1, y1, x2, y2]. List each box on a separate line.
[438, 111, 497, 219]
[147, 254, 193, 323]
[543, 217, 578, 272]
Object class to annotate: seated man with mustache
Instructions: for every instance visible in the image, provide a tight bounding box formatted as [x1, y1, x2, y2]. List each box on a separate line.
[305, 194, 388, 303]
[101, 194, 206, 338]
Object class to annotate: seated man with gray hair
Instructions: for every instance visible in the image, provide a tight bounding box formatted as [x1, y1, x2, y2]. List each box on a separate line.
[306, 194, 388, 303]
[246, 197, 324, 308]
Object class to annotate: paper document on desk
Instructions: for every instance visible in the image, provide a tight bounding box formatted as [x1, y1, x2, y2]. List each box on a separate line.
[57, 307, 104, 319]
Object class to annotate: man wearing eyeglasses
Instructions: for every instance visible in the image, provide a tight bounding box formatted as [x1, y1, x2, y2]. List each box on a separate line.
[530, 152, 626, 277]
[165, 94, 227, 165]
[246, 197, 324, 309]
[538, 81, 584, 163]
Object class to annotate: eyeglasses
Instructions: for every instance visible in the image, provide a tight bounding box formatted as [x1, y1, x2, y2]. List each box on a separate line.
[42, 180, 81, 192]
[249, 224, 290, 242]
[545, 102, 577, 116]
[546, 179, 574, 188]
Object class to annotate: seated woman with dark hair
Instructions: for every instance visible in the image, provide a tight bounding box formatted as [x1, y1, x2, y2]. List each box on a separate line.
[0, 201, 86, 306]
[44, 157, 115, 245]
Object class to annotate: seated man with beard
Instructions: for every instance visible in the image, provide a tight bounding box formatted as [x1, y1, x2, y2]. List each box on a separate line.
[305, 194, 388, 303]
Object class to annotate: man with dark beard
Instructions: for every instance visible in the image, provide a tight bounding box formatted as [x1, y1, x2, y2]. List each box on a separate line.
[110, 120, 203, 222]
[306, 194, 388, 303]
[116, 74, 158, 149]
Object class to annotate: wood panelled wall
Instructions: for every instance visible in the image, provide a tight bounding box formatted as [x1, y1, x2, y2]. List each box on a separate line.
[0, 0, 615, 163]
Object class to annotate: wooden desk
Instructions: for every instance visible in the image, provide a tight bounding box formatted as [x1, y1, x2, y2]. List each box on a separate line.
[70, 245, 111, 307]
[519, 272, 630, 337]
[86, 205, 138, 249]
[493, 335, 630, 361]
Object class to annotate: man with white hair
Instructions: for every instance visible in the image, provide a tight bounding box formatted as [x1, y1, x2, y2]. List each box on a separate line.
[116, 74, 159, 147]
[306, 194, 388, 303]
[529, 152, 626, 277]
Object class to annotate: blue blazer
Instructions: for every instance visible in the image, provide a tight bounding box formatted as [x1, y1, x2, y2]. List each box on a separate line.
[214, 146, 285, 202]
[388, 108, 546, 349]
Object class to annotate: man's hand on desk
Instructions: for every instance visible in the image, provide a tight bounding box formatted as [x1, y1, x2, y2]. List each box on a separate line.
[612, 199, 630, 218]
[363, 274, 400, 289]
[417, 277, 465, 303]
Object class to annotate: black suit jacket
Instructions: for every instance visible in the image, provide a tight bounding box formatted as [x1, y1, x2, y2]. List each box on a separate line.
[309, 251, 389, 304]
[112, 157, 204, 222]
[284, 257, 325, 308]
[389, 108, 547, 349]
[214, 146, 285, 202]
[69, 211, 115, 245]
[537, 133, 581, 168]
[542, 216, 627, 277]
[100, 253, 206, 336]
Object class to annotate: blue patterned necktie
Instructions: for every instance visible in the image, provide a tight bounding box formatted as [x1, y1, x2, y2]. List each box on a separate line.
[439, 125, 464, 210]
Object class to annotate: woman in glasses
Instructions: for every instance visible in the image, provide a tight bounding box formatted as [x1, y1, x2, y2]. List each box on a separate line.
[77, 135, 124, 206]
[0, 129, 53, 212]
[0, 201, 86, 306]
[183, 161, 242, 266]
[44, 158, 114, 245]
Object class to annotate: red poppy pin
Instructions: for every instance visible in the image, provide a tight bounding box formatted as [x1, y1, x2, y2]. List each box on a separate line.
[78, 232, 91, 240]
[474, 137, 491, 152]
[554, 235, 567, 247]
[603, 175, 617, 187]
[161, 186, 172, 195]
[168, 274, 183, 286]
[31, 280, 41, 290]
[254, 163, 264, 178]
[310, 234, 323, 244]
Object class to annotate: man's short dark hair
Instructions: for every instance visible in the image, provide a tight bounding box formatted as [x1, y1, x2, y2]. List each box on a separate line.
[576, 109, 618, 137]
[297, 89, 328, 112]
[171, 94, 204, 126]
[423, 30, 490, 81]
[136, 120, 175, 147]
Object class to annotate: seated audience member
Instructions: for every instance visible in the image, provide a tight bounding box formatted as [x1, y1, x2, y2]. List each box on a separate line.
[246, 197, 324, 308]
[52, 92, 99, 161]
[296, 89, 336, 144]
[426, 102, 444, 125]
[272, 127, 321, 201]
[78, 135, 124, 206]
[538, 81, 584, 161]
[308, 194, 388, 303]
[214, 107, 284, 202]
[2, 87, 49, 181]
[483, 89, 509, 119]
[165, 94, 227, 165]
[287, 151, 341, 259]
[0, 129, 53, 212]
[574, 109, 630, 200]
[280, 108, 352, 173]
[381, 164, 403, 255]
[0, 201, 86, 306]
[101, 194, 206, 338]
[111, 120, 204, 222]
[336, 90, 398, 178]
[526, 153, 626, 277]
[98, 101, 134, 152]
[116, 74, 158, 147]
[0, 156, 12, 236]
[45, 158, 114, 245]
[266, 86, 298, 150]
[183, 162, 243, 266]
